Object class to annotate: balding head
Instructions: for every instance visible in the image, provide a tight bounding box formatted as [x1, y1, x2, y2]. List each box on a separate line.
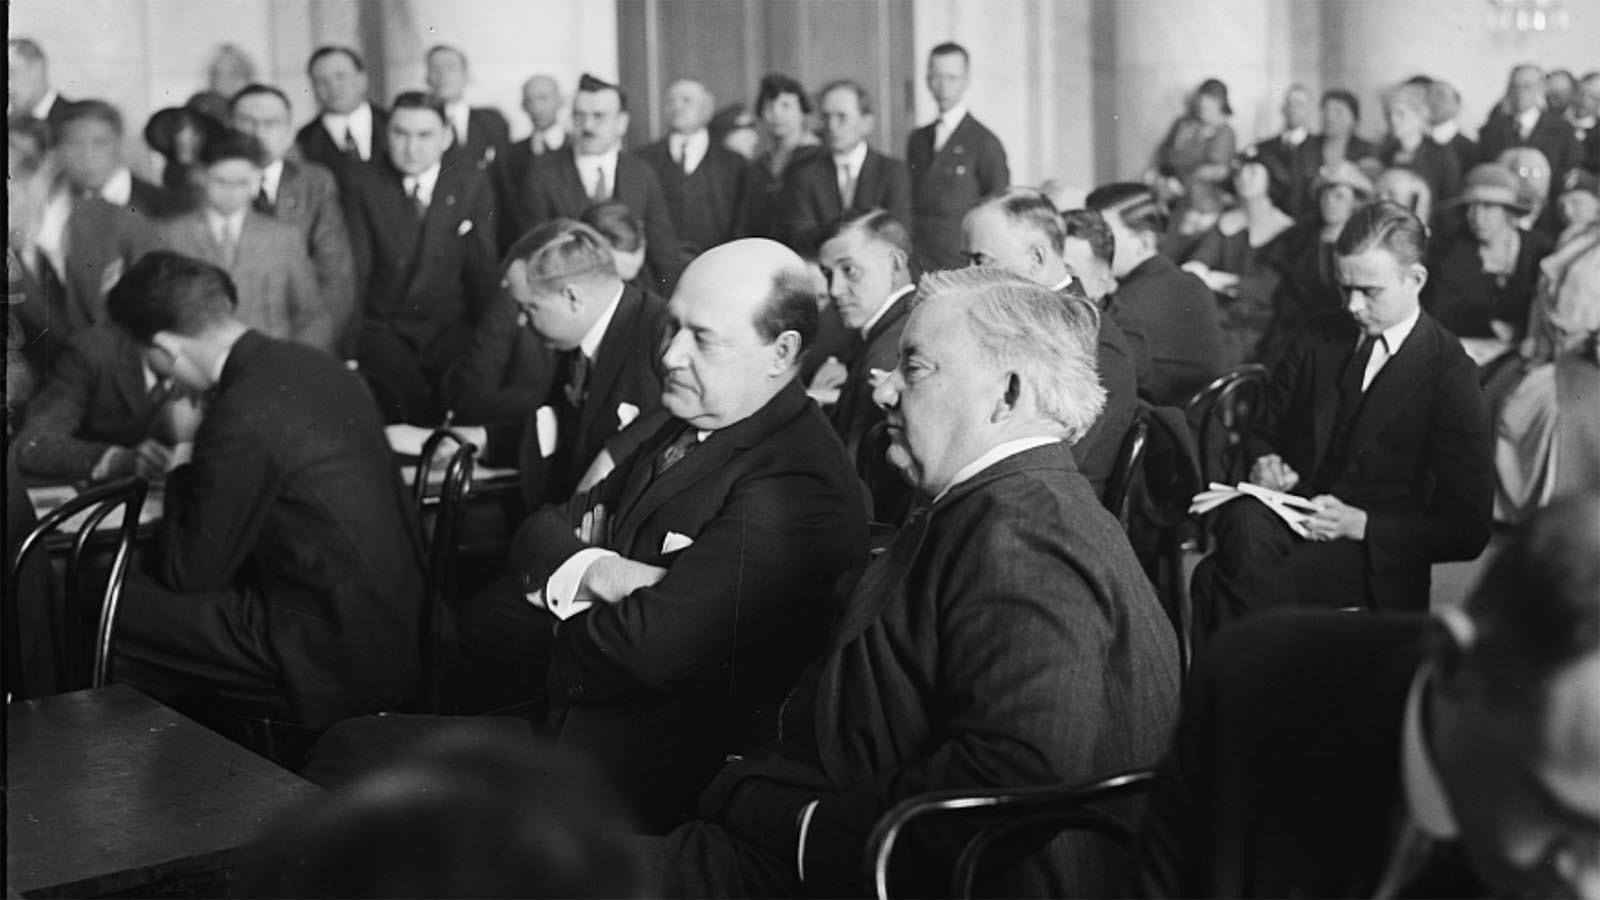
[8, 37, 50, 113]
[666, 79, 714, 136]
[522, 75, 563, 131]
[961, 188, 1071, 288]
[660, 239, 817, 429]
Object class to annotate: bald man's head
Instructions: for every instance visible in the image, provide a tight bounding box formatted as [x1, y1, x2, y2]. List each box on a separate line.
[666, 79, 714, 136]
[659, 239, 818, 429]
[522, 75, 563, 131]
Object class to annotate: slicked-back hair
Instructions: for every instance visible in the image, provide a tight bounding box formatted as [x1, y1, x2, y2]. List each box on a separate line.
[580, 202, 645, 255]
[578, 73, 628, 112]
[1060, 208, 1115, 265]
[1333, 201, 1428, 268]
[753, 266, 820, 353]
[57, 99, 124, 136]
[821, 208, 913, 269]
[307, 45, 365, 75]
[506, 220, 618, 289]
[229, 82, 292, 114]
[929, 41, 969, 66]
[106, 251, 239, 341]
[1086, 182, 1168, 237]
[756, 73, 811, 116]
[1457, 490, 1599, 705]
[8, 37, 45, 63]
[199, 129, 267, 168]
[1322, 88, 1361, 124]
[978, 187, 1067, 255]
[819, 79, 872, 116]
[390, 90, 448, 125]
[918, 266, 1105, 441]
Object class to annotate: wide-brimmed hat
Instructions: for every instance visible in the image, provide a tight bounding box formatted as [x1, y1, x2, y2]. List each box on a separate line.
[1312, 160, 1375, 200]
[1452, 163, 1533, 214]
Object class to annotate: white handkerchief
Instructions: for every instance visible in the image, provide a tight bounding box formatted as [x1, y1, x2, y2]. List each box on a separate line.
[536, 405, 558, 459]
[661, 531, 694, 554]
[457, 219, 474, 236]
[616, 402, 640, 428]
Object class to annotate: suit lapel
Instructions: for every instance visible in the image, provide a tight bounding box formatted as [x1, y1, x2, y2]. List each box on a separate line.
[575, 286, 642, 441]
[277, 161, 303, 216]
[823, 156, 845, 218]
[419, 163, 466, 251]
[555, 148, 589, 210]
[854, 152, 883, 211]
[1344, 317, 1436, 464]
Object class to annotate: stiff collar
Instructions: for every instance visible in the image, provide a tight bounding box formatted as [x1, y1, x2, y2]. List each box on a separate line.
[833, 140, 869, 179]
[932, 436, 1062, 504]
[1372, 307, 1422, 357]
[98, 168, 133, 206]
[320, 102, 374, 159]
[669, 129, 710, 173]
[532, 124, 566, 151]
[1431, 121, 1460, 144]
[401, 161, 442, 207]
[577, 282, 626, 360]
[1281, 125, 1308, 147]
[260, 158, 285, 202]
[936, 103, 968, 133]
[30, 89, 59, 120]
[1400, 665, 1460, 839]
[204, 207, 247, 244]
[1515, 105, 1541, 136]
[860, 283, 914, 338]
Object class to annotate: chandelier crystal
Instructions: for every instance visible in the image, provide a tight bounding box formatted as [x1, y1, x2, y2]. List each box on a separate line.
[1485, 0, 1571, 31]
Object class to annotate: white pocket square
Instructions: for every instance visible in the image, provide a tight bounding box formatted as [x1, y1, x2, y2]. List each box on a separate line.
[661, 531, 694, 554]
[616, 402, 640, 428]
[457, 219, 474, 236]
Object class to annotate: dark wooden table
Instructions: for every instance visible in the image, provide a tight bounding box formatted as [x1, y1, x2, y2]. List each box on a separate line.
[5, 685, 320, 897]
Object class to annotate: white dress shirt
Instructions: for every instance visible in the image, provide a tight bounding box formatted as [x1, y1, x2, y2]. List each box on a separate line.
[204, 208, 247, 254]
[1280, 125, 1308, 148]
[833, 141, 869, 206]
[1361, 308, 1420, 392]
[97, 168, 133, 206]
[669, 129, 710, 174]
[320, 102, 374, 160]
[1514, 105, 1541, 140]
[1430, 121, 1460, 146]
[259, 158, 285, 204]
[530, 124, 566, 154]
[402, 161, 442, 209]
[576, 147, 620, 200]
[28, 89, 59, 120]
[445, 100, 471, 144]
[932, 103, 967, 153]
[859, 283, 914, 338]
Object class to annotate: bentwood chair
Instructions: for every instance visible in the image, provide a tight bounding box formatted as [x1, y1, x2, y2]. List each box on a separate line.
[414, 429, 477, 713]
[1102, 410, 1151, 525]
[1184, 364, 1270, 488]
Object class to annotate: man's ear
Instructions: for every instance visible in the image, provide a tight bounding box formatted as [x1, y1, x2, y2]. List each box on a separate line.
[992, 371, 1022, 422]
[1405, 261, 1429, 293]
[616, 110, 631, 135]
[768, 329, 803, 374]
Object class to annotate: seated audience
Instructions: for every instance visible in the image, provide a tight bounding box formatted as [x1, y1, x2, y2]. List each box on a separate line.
[1261, 159, 1373, 363]
[103, 251, 426, 739]
[1425, 163, 1553, 364]
[1376, 81, 1460, 225]
[1497, 145, 1559, 238]
[1180, 153, 1295, 366]
[143, 105, 224, 219]
[229, 83, 357, 344]
[751, 72, 822, 232]
[458, 239, 867, 831]
[1129, 490, 1600, 899]
[1478, 64, 1578, 197]
[1191, 203, 1493, 639]
[1253, 84, 1314, 217]
[1289, 89, 1377, 216]
[155, 131, 330, 351]
[777, 79, 912, 255]
[443, 219, 667, 510]
[647, 266, 1180, 897]
[1088, 182, 1226, 405]
[1062, 206, 1151, 378]
[1374, 165, 1434, 224]
[343, 90, 499, 422]
[425, 44, 511, 172]
[14, 324, 189, 481]
[1148, 77, 1237, 227]
[962, 189, 1139, 498]
[638, 79, 755, 257]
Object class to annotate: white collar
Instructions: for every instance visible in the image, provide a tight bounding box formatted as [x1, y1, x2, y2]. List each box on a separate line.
[1050, 275, 1076, 294]
[321, 103, 373, 159]
[532, 124, 565, 149]
[932, 436, 1061, 504]
[1400, 666, 1460, 839]
[30, 89, 59, 120]
[402, 162, 443, 206]
[577, 282, 626, 360]
[98, 168, 133, 206]
[204, 207, 247, 241]
[670, 129, 710, 172]
[1431, 121, 1460, 144]
[936, 103, 968, 132]
[260, 158, 285, 201]
[446, 101, 471, 138]
[1515, 105, 1541, 131]
[833, 140, 869, 177]
[860, 283, 914, 337]
[576, 146, 620, 172]
[1282, 125, 1308, 145]
[1375, 307, 1422, 356]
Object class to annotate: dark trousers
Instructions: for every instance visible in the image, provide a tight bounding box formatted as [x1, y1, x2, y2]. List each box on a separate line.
[446, 576, 556, 715]
[354, 320, 473, 425]
[1190, 497, 1370, 643]
[641, 822, 797, 898]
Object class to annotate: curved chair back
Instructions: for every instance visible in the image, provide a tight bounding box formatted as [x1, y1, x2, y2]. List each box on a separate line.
[1128, 406, 1204, 675]
[9, 477, 150, 690]
[867, 768, 1156, 899]
[414, 430, 476, 712]
[1102, 411, 1151, 523]
[1184, 364, 1269, 486]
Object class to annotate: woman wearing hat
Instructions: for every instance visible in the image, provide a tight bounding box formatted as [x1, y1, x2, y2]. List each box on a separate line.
[1424, 162, 1554, 364]
[1259, 159, 1374, 363]
[1148, 77, 1237, 218]
[142, 105, 225, 219]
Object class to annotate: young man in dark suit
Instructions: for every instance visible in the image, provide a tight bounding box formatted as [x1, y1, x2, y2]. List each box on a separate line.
[521, 74, 687, 294]
[1191, 202, 1493, 638]
[1130, 490, 1600, 899]
[648, 266, 1180, 897]
[102, 250, 426, 737]
[778, 79, 912, 256]
[295, 46, 389, 188]
[342, 91, 500, 422]
[442, 219, 669, 510]
[230, 83, 356, 342]
[637, 79, 754, 258]
[961, 189, 1140, 499]
[425, 44, 511, 172]
[491, 239, 868, 831]
[906, 42, 1010, 272]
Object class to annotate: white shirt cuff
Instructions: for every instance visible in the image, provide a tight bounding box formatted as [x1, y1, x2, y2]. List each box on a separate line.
[796, 799, 820, 883]
[536, 547, 619, 620]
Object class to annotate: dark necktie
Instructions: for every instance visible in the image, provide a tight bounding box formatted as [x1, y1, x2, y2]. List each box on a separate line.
[406, 180, 426, 221]
[343, 126, 361, 159]
[561, 350, 591, 409]
[254, 185, 274, 216]
[533, 133, 547, 156]
[1315, 335, 1377, 491]
[654, 427, 699, 478]
[590, 166, 610, 204]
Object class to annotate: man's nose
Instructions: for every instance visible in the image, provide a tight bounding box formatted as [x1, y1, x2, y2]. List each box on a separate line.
[660, 329, 689, 369]
[872, 369, 902, 410]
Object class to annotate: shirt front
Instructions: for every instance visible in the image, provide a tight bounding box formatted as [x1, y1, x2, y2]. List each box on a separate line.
[578, 283, 626, 360]
[204, 208, 247, 252]
[531, 125, 566, 154]
[575, 147, 620, 200]
[260, 158, 285, 204]
[833, 141, 869, 202]
[1514, 105, 1541, 140]
[669, 129, 710, 174]
[29, 89, 59, 120]
[445, 100, 471, 144]
[98, 168, 133, 207]
[859, 283, 914, 338]
[1362, 308, 1421, 392]
[933, 103, 968, 152]
[1280, 125, 1308, 148]
[402, 161, 442, 208]
[1431, 121, 1460, 145]
[320, 102, 374, 160]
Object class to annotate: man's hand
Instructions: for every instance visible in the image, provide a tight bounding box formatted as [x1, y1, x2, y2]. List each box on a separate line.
[809, 356, 848, 392]
[576, 503, 608, 545]
[1306, 495, 1367, 542]
[1249, 453, 1300, 493]
[97, 440, 174, 481]
[578, 555, 667, 605]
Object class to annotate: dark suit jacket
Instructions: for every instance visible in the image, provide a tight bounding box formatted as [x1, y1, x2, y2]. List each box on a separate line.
[1438, 131, 1481, 176]
[1288, 134, 1379, 218]
[1071, 297, 1141, 499]
[1128, 613, 1487, 898]
[15, 325, 162, 480]
[637, 138, 755, 256]
[294, 104, 390, 187]
[521, 146, 688, 294]
[1477, 109, 1578, 184]
[832, 289, 913, 518]
[121, 331, 426, 728]
[1254, 132, 1308, 216]
[271, 159, 356, 345]
[126, 176, 164, 221]
[1248, 310, 1493, 608]
[155, 211, 330, 351]
[778, 147, 913, 256]
[447, 284, 669, 508]
[446, 106, 512, 171]
[906, 112, 1010, 270]
[1377, 137, 1462, 222]
[342, 158, 500, 354]
[1116, 253, 1227, 405]
[1425, 227, 1553, 340]
[693, 442, 1180, 897]
[507, 379, 868, 830]
[492, 133, 568, 251]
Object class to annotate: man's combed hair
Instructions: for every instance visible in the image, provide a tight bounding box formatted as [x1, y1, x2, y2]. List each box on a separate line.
[1061, 208, 1116, 266]
[753, 266, 820, 353]
[308, 45, 364, 75]
[507, 220, 618, 287]
[578, 73, 628, 112]
[1334, 201, 1428, 268]
[821, 208, 913, 266]
[580, 202, 645, 254]
[8, 37, 46, 63]
[929, 41, 969, 65]
[980, 187, 1068, 256]
[229, 82, 292, 113]
[1086, 182, 1167, 237]
[105, 251, 239, 341]
[57, 99, 124, 136]
[390, 90, 447, 124]
[818, 79, 872, 116]
[919, 266, 1106, 442]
